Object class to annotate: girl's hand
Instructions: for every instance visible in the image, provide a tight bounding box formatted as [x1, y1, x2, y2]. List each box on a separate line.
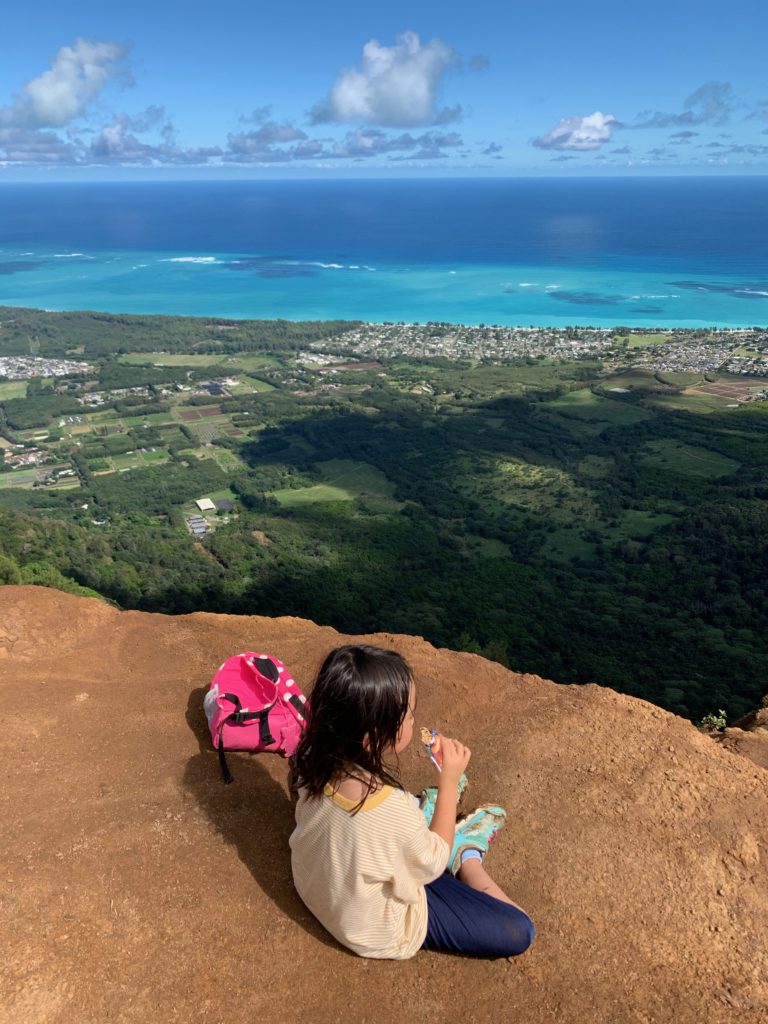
[437, 735, 471, 781]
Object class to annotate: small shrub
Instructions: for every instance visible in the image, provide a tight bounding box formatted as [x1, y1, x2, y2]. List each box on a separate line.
[699, 709, 727, 732]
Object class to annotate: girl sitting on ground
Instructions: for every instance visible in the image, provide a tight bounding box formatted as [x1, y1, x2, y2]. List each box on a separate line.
[289, 644, 535, 959]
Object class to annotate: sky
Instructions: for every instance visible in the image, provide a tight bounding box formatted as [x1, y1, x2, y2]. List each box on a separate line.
[0, 0, 766, 179]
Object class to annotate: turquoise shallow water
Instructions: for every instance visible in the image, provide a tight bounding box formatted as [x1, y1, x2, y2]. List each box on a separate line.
[0, 179, 766, 327]
[0, 247, 765, 328]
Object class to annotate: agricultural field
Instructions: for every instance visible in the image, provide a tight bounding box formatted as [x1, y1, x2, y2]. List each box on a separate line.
[686, 375, 768, 402]
[0, 467, 39, 488]
[111, 449, 171, 471]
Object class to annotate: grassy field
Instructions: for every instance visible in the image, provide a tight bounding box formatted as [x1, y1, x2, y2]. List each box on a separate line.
[271, 459, 400, 511]
[598, 369, 661, 390]
[546, 388, 653, 425]
[610, 509, 677, 538]
[317, 459, 400, 511]
[200, 488, 237, 503]
[118, 352, 282, 371]
[110, 449, 171, 470]
[211, 448, 247, 471]
[617, 333, 672, 349]
[0, 381, 27, 400]
[390, 359, 602, 398]
[641, 440, 741, 478]
[271, 482, 354, 507]
[246, 376, 277, 392]
[646, 392, 734, 414]
[655, 371, 704, 387]
[142, 449, 169, 463]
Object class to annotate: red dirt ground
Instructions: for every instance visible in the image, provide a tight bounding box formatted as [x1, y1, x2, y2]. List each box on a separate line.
[1, 586, 766, 1024]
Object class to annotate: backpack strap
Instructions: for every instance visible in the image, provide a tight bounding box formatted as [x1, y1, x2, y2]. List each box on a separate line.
[252, 654, 280, 682]
[286, 693, 308, 722]
[217, 693, 277, 784]
[217, 722, 235, 785]
[251, 654, 309, 727]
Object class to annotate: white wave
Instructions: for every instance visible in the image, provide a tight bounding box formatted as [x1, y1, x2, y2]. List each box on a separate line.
[544, 284, 560, 290]
[518, 282, 537, 288]
[161, 256, 221, 264]
[53, 252, 86, 258]
[132, 264, 149, 270]
[449, 270, 457, 275]
[349, 264, 360, 270]
[736, 289, 768, 297]
[315, 262, 344, 269]
[629, 294, 680, 300]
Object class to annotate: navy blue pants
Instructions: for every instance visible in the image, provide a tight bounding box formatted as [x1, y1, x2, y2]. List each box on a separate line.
[422, 871, 535, 958]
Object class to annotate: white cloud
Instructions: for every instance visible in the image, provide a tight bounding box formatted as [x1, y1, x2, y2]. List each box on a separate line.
[220, 125, 463, 164]
[88, 112, 221, 165]
[0, 126, 78, 163]
[310, 31, 458, 127]
[225, 121, 309, 162]
[0, 38, 126, 130]
[633, 82, 735, 129]
[532, 111, 617, 151]
[330, 128, 461, 159]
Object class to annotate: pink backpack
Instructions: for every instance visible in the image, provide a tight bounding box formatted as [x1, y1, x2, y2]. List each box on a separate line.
[203, 652, 308, 783]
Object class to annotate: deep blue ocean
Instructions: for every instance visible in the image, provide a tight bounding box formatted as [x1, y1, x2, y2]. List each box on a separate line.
[0, 177, 766, 326]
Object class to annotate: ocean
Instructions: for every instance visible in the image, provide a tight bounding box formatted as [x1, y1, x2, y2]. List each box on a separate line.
[0, 177, 766, 327]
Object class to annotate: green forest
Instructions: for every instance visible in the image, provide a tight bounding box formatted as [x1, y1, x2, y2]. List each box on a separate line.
[2, 306, 767, 723]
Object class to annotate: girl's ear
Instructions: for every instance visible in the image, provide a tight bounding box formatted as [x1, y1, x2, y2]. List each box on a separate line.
[362, 733, 371, 752]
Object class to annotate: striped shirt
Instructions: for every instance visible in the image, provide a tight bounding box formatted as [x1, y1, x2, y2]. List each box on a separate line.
[289, 783, 450, 959]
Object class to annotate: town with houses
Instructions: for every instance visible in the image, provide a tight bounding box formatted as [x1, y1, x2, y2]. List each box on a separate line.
[317, 322, 768, 377]
[0, 355, 91, 379]
[2, 325, 768, 492]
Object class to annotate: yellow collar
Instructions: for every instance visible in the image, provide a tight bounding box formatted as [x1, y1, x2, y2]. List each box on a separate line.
[323, 783, 394, 811]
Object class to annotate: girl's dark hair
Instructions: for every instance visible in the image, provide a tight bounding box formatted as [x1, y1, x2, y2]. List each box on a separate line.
[293, 644, 413, 811]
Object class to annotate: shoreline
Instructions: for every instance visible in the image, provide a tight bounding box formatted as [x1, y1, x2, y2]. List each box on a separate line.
[0, 299, 765, 333]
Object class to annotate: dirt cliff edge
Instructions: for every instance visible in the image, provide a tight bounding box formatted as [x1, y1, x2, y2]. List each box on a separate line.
[1, 586, 766, 1024]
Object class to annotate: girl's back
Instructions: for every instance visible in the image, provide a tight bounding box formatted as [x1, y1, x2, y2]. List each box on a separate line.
[290, 779, 449, 959]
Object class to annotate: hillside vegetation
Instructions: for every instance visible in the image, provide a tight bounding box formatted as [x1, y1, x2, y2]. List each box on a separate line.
[2, 307, 768, 721]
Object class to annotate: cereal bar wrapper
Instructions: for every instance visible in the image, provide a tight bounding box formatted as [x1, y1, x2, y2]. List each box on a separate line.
[420, 727, 443, 771]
